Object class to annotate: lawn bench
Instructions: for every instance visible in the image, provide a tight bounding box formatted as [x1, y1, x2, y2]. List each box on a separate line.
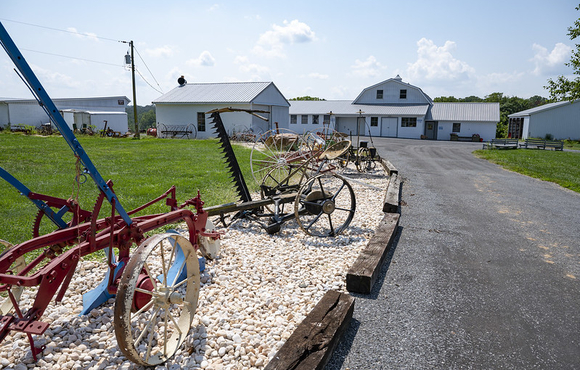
[519, 138, 564, 151]
[158, 123, 197, 139]
[482, 138, 519, 149]
[451, 133, 481, 142]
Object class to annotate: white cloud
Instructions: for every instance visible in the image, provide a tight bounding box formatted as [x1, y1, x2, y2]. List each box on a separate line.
[234, 55, 270, 80]
[531, 42, 571, 75]
[306, 72, 329, 79]
[350, 56, 386, 78]
[253, 20, 316, 58]
[208, 4, 219, 11]
[187, 51, 215, 67]
[145, 45, 175, 58]
[66, 27, 99, 42]
[406, 38, 474, 82]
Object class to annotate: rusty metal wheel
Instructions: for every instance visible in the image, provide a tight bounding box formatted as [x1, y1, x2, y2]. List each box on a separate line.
[294, 174, 356, 237]
[114, 233, 200, 366]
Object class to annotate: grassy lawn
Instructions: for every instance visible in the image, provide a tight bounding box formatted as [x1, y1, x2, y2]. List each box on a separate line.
[0, 133, 260, 247]
[474, 148, 580, 193]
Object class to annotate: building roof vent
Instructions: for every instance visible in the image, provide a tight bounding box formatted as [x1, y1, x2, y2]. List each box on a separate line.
[177, 76, 187, 86]
[394, 74, 402, 81]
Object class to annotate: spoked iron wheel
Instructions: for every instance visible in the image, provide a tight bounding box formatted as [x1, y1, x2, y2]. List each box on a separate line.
[250, 128, 312, 186]
[294, 174, 356, 237]
[260, 165, 307, 214]
[114, 233, 200, 366]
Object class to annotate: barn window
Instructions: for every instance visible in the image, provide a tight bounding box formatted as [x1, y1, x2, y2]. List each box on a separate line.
[197, 112, 206, 132]
[401, 117, 417, 127]
[290, 115, 297, 124]
[400, 89, 407, 99]
[370, 117, 378, 127]
[301, 115, 308, 124]
[376, 90, 383, 99]
[453, 122, 461, 132]
[323, 115, 330, 125]
[312, 115, 319, 124]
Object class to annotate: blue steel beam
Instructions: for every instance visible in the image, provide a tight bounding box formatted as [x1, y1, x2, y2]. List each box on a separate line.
[0, 22, 132, 225]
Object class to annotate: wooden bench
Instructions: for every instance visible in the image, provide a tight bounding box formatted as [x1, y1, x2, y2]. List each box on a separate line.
[158, 123, 196, 139]
[451, 134, 480, 142]
[482, 138, 518, 149]
[518, 138, 564, 151]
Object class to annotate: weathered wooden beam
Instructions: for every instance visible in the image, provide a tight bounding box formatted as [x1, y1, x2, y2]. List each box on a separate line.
[382, 172, 400, 213]
[346, 213, 400, 294]
[380, 158, 398, 176]
[265, 290, 355, 370]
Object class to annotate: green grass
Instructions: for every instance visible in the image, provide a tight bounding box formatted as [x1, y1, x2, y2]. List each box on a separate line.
[474, 148, 580, 193]
[0, 134, 259, 247]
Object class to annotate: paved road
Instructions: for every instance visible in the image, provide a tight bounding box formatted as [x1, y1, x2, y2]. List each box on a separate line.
[327, 138, 580, 370]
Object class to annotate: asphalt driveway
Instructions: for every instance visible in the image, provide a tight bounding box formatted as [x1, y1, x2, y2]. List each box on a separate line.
[327, 138, 580, 369]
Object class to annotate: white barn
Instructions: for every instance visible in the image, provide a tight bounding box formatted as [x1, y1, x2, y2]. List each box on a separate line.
[0, 96, 130, 133]
[508, 99, 580, 140]
[288, 76, 499, 141]
[153, 81, 290, 139]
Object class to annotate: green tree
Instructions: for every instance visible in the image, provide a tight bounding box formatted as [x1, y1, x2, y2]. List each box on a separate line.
[289, 96, 326, 101]
[140, 109, 156, 130]
[545, 4, 580, 101]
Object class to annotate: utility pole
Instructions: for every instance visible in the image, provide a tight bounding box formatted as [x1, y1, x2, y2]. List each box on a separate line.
[130, 41, 139, 139]
[123, 40, 139, 139]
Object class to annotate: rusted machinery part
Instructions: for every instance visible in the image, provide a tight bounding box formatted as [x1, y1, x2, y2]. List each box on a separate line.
[114, 233, 200, 366]
[198, 218, 221, 260]
[250, 129, 313, 186]
[355, 147, 377, 173]
[294, 174, 356, 237]
[258, 166, 307, 215]
[0, 239, 26, 315]
[319, 140, 351, 161]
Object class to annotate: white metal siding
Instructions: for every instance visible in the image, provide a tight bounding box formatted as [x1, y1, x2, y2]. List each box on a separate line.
[436, 121, 495, 141]
[528, 102, 580, 140]
[355, 81, 430, 105]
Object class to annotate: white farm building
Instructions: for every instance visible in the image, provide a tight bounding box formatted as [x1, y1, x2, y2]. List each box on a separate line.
[508, 99, 580, 140]
[289, 76, 500, 141]
[153, 81, 290, 139]
[0, 96, 130, 133]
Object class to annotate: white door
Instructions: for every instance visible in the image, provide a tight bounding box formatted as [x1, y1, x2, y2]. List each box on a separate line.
[381, 117, 398, 137]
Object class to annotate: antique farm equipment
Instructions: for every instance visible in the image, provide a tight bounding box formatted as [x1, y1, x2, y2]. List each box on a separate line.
[205, 108, 356, 237]
[0, 22, 220, 366]
[338, 111, 381, 173]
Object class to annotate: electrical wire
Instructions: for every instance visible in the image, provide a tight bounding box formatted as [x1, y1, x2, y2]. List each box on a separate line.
[134, 46, 164, 94]
[21, 48, 124, 68]
[135, 67, 164, 94]
[0, 18, 122, 43]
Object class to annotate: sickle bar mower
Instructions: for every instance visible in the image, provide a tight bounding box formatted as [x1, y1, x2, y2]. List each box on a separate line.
[0, 22, 220, 366]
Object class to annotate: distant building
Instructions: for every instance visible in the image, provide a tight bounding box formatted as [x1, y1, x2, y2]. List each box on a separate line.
[153, 81, 290, 139]
[289, 76, 499, 141]
[508, 99, 580, 140]
[0, 96, 130, 133]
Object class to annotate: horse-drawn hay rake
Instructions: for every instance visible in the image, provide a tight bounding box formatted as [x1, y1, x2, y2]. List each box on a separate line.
[0, 22, 221, 366]
[205, 108, 356, 237]
[0, 22, 358, 366]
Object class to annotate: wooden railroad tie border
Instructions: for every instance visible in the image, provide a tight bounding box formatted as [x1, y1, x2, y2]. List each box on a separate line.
[265, 290, 355, 370]
[346, 213, 401, 294]
[383, 172, 400, 213]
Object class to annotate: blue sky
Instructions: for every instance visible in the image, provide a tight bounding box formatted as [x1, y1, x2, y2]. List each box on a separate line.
[1, 1, 578, 105]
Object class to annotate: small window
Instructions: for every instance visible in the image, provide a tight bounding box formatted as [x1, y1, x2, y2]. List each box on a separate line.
[197, 112, 206, 132]
[290, 115, 297, 124]
[401, 117, 417, 127]
[301, 115, 308, 125]
[370, 117, 378, 127]
[400, 89, 407, 99]
[312, 115, 319, 125]
[323, 115, 330, 125]
[376, 90, 383, 99]
[453, 122, 461, 132]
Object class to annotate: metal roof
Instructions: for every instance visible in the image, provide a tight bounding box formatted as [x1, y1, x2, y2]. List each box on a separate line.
[430, 102, 499, 122]
[153, 82, 274, 104]
[289, 100, 429, 116]
[508, 100, 579, 117]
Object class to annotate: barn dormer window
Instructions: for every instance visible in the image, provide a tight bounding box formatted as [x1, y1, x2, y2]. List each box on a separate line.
[400, 89, 407, 99]
[376, 90, 383, 99]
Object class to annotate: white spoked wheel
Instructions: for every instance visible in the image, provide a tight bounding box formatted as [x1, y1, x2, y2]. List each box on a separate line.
[114, 233, 200, 366]
[294, 174, 356, 237]
[250, 128, 312, 186]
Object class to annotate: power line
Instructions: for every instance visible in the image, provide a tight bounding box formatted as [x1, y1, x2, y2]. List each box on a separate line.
[0, 17, 122, 43]
[134, 46, 164, 94]
[21, 48, 124, 68]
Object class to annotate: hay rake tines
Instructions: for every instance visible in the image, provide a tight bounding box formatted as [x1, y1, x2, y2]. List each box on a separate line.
[0, 21, 220, 366]
[206, 108, 356, 237]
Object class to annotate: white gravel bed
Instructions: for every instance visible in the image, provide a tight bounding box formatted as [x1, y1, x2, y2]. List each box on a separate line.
[0, 165, 389, 370]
